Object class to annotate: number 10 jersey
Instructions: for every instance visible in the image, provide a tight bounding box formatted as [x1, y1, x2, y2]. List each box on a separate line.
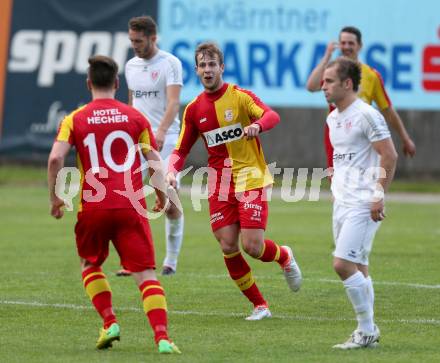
[56, 98, 157, 211]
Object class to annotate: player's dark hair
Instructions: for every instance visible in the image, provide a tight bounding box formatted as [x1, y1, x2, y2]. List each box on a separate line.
[87, 55, 118, 89]
[128, 16, 157, 36]
[327, 57, 361, 92]
[195, 42, 224, 66]
[340, 26, 362, 45]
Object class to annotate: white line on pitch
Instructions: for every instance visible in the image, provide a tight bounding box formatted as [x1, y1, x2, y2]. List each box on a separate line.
[1, 300, 439, 326]
[311, 278, 440, 289]
[188, 274, 440, 289]
[4, 272, 439, 289]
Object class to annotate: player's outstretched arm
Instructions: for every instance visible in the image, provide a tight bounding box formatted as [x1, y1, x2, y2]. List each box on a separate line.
[254, 109, 280, 133]
[47, 141, 71, 219]
[306, 42, 338, 92]
[380, 107, 416, 157]
[244, 109, 280, 140]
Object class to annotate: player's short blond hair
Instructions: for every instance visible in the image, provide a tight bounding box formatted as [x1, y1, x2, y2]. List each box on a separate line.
[195, 42, 224, 66]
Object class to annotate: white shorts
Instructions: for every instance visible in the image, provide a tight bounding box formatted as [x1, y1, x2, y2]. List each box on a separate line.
[332, 202, 381, 265]
[141, 132, 181, 188]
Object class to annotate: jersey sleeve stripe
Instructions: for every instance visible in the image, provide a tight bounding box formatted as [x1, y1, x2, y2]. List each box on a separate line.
[139, 129, 152, 153]
[175, 110, 188, 150]
[235, 87, 266, 119]
[56, 114, 74, 143]
[362, 110, 391, 141]
[56, 105, 86, 143]
[176, 98, 198, 150]
[371, 67, 392, 108]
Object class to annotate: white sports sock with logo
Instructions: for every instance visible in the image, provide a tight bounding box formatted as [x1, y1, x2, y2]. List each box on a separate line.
[343, 271, 374, 334]
[163, 215, 184, 271]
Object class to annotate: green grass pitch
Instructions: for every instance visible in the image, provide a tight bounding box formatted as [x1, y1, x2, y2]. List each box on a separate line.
[0, 178, 439, 362]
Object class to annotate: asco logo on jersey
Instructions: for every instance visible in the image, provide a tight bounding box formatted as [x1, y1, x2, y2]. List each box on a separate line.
[203, 123, 244, 147]
[422, 27, 440, 91]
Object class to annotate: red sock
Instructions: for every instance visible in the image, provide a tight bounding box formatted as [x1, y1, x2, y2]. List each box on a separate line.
[82, 266, 116, 328]
[257, 239, 289, 266]
[139, 280, 169, 344]
[224, 251, 267, 307]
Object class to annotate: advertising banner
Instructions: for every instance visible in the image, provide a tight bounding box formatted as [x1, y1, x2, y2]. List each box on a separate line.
[159, 0, 440, 110]
[0, 0, 157, 153]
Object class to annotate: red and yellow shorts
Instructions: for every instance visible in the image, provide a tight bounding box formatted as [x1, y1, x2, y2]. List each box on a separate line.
[208, 187, 268, 231]
[75, 209, 155, 272]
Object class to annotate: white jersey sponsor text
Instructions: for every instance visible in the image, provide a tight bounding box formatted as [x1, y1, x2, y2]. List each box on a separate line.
[125, 50, 183, 134]
[327, 99, 391, 207]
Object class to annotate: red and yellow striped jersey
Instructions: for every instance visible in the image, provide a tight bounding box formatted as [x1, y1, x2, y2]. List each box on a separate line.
[358, 63, 392, 110]
[170, 83, 277, 192]
[56, 98, 156, 211]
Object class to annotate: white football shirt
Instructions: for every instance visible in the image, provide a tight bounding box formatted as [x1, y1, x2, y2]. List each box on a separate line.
[327, 98, 391, 207]
[125, 50, 183, 134]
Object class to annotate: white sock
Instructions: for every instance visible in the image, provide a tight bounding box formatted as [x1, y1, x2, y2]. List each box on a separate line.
[365, 276, 375, 310]
[163, 215, 184, 270]
[343, 271, 374, 334]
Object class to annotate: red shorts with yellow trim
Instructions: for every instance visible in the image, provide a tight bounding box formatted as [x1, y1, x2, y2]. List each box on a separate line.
[75, 209, 155, 272]
[208, 187, 268, 231]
